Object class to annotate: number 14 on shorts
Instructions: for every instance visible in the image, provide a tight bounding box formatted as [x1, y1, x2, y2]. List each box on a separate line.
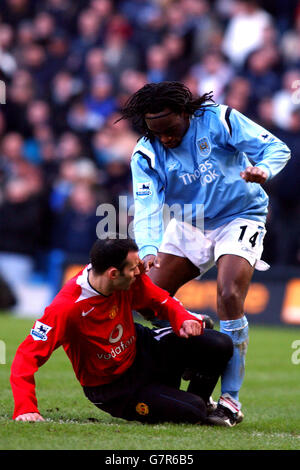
[238, 224, 264, 248]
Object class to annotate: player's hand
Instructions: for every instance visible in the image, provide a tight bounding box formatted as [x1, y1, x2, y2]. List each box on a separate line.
[240, 166, 268, 184]
[142, 254, 160, 272]
[179, 319, 203, 338]
[15, 413, 45, 422]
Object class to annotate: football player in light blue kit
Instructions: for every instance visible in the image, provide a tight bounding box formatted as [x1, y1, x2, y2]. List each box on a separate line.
[119, 82, 291, 426]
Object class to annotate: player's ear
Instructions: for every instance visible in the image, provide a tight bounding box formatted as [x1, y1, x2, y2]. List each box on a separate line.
[107, 267, 119, 280]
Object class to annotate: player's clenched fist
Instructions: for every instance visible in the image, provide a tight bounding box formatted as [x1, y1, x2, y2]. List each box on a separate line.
[15, 413, 45, 422]
[240, 166, 268, 184]
[179, 319, 203, 338]
[142, 254, 161, 272]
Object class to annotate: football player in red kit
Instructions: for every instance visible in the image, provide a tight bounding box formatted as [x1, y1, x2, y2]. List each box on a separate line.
[11, 238, 233, 424]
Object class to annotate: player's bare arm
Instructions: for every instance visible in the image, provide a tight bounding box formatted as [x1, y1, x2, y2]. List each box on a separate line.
[240, 166, 268, 184]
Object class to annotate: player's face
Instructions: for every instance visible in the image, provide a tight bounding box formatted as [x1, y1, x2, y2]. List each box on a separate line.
[115, 251, 140, 290]
[145, 109, 190, 148]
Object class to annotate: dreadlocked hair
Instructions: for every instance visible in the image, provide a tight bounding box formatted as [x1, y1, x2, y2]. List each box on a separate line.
[116, 81, 215, 139]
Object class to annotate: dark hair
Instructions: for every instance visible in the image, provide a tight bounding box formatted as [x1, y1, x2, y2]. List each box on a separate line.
[90, 237, 138, 274]
[117, 81, 214, 139]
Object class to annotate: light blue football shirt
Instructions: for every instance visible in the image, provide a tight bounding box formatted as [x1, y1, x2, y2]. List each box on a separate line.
[130, 105, 291, 259]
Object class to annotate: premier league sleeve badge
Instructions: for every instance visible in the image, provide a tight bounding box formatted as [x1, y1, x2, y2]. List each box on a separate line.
[30, 321, 52, 341]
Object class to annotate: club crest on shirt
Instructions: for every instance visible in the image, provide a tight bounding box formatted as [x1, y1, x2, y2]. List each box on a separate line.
[30, 321, 52, 341]
[197, 137, 211, 157]
[109, 305, 118, 319]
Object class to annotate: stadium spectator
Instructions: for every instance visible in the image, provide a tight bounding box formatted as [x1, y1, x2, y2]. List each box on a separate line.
[51, 181, 100, 260]
[281, 12, 300, 67]
[118, 68, 147, 106]
[50, 70, 83, 134]
[83, 73, 118, 130]
[0, 176, 45, 301]
[11, 237, 233, 424]
[0, 23, 17, 78]
[3, 70, 34, 135]
[224, 76, 252, 114]
[222, 0, 273, 68]
[272, 68, 300, 130]
[162, 33, 190, 82]
[189, 51, 234, 102]
[102, 14, 139, 89]
[145, 44, 171, 83]
[46, 30, 70, 80]
[241, 46, 281, 110]
[1, 0, 36, 28]
[92, 113, 139, 168]
[33, 11, 56, 47]
[180, 0, 222, 61]
[255, 95, 280, 134]
[56, 131, 85, 161]
[83, 47, 107, 89]
[20, 42, 53, 95]
[0, 132, 29, 184]
[67, 8, 103, 74]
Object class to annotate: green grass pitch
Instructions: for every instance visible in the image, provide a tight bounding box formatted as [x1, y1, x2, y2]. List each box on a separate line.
[1, 315, 300, 450]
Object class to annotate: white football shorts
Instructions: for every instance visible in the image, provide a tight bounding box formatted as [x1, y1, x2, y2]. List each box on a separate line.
[159, 218, 270, 275]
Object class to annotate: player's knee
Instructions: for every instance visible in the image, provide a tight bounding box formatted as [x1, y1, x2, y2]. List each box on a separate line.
[204, 330, 233, 365]
[179, 395, 207, 424]
[218, 284, 240, 310]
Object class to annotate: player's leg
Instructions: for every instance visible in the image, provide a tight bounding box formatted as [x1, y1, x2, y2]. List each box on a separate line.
[206, 254, 253, 426]
[124, 383, 208, 424]
[139, 252, 201, 327]
[149, 252, 200, 295]
[155, 327, 233, 404]
[83, 323, 208, 424]
[84, 380, 207, 424]
[206, 218, 267, 426]
[122, 327, 233, 424]
[217, 254, 253, 393]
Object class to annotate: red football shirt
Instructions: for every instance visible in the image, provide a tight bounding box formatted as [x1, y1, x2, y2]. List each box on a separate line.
[10, 265, 201, 418]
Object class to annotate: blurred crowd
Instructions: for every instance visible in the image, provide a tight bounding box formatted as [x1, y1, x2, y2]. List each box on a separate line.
[0, 0, 300, 305]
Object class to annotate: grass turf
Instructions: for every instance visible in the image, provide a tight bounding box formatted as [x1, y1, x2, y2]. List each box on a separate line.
[1, 315, 300, 450]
